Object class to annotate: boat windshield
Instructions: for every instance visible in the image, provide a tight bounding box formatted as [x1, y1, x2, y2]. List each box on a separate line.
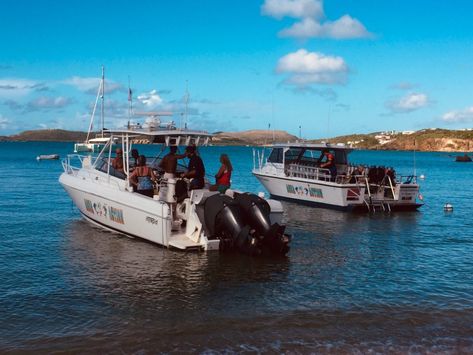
[268, 148, 284, 163]
[285, 148, 348, 166]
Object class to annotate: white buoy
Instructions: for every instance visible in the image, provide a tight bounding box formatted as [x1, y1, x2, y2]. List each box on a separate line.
[419, 174, 425, 180]
[444, 203, 453, 212]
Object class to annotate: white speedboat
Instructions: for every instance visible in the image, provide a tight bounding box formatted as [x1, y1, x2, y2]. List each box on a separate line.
[253, 143, 423, 212]
[60, 120, 290, 256]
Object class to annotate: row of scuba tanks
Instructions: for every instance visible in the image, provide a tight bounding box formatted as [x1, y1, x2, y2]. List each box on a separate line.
[366, 166, 396, 185]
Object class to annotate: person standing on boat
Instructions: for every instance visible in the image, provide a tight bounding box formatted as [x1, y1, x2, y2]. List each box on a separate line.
[159, 146, 184, 179]
[181, 145, 205, 190]
[112, 148, 124, 173]
[210, 154, 232, 193]
[320, 149, 337, 181]
[129, 155, 157, 197]
[130, 148, 140, 168]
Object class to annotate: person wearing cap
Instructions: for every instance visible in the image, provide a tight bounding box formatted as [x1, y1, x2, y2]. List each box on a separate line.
[181, 145, 205, 190]
[112, 148, 124, 173]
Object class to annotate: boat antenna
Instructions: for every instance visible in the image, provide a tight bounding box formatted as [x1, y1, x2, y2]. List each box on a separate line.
[413, 138, 417, 181]
[327, 104, 331, 139]
[85, 69, 102, 143]
[101, 65, 105, 138]
[271, 92, 275, 142]
[127, 75, 133, 128]
[184, 80, 189, 130]
[299, 125, 302, 140]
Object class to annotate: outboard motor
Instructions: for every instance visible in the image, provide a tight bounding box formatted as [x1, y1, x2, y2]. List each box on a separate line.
[234, 193, 291, 256]
[204, 194, 260, 255]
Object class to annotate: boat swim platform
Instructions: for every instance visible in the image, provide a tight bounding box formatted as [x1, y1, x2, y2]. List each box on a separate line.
[168, 232, 219, 251]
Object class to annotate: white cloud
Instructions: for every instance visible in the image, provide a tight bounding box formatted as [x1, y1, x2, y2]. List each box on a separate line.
[280, 15, 370, 39]
[386, 93, 429, 113]
[0, 79, 48, 98]
[0, 115, 10, 130]
[137, 89, 163, 108]
[27, 96, 72, 111]
[442, 106, 473, 123]
[63, 76, 122, 94]
[276, 49, 348, 86]
[262, 0, 372, 40]
[261, 0, 324, 20]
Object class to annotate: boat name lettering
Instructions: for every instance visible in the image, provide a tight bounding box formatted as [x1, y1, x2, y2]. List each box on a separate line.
[286, 184, 323, 199]
[84, 199, 109, 217]
[146, 216, 159, 225]
[109, 206, 124, 224]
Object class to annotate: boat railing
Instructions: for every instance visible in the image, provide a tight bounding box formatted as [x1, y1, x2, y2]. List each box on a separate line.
[62, 154, 127, 190]
[396, 175, 417, 184]
[62, 154, 91, 174]
[286, 163, 332, 182]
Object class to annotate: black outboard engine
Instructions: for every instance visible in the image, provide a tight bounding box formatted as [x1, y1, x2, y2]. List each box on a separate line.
[204, 194, 260, 255]
[234, 193, 290, 255]
[204, 193, 290, 256]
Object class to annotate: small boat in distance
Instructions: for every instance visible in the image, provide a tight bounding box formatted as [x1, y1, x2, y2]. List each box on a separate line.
[253, 143, 423, 212]
[455, 153, 472, 162]
[37, 154, 60, 160]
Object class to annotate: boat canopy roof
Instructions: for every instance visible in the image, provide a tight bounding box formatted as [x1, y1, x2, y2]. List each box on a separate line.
[268, 142, 354, 152]
[105, 127, 212, 146]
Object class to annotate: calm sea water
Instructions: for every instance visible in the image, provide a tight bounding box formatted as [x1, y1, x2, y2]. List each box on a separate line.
[1, 142, 473, 353]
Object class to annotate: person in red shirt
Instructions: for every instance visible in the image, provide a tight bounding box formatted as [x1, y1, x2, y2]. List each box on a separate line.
[320, 149, 337, 181]
[210, 154, 232, 193]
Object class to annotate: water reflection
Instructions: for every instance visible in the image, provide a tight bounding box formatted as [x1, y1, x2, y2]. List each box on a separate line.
[63, 220, 291, 314]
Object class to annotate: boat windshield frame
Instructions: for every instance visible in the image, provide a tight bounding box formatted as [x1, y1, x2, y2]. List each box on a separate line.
[92, 129, 212, 183]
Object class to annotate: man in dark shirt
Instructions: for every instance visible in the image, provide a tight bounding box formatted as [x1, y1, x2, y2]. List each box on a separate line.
[181, 145, 205, 190]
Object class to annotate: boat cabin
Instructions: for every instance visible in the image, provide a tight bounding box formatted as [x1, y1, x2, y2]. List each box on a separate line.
[260, 143, 353, 182]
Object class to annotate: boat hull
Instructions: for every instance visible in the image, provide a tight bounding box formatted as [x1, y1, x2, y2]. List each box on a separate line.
[253, 172, 366, 209]
[59, 172, 172, 247]
[254, 172, 422, 212]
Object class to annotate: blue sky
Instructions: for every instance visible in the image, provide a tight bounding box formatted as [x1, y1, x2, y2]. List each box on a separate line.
[1, 0, 473, 138]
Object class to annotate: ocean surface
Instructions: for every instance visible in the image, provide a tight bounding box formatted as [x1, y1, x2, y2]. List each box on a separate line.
[1, 142, 473, 353]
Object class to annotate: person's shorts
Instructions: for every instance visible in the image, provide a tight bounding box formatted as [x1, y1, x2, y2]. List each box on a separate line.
[217, 184, 230, 194]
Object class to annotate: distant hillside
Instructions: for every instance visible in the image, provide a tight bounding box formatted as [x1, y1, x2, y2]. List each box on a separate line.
[313, 129, 473, 152]
[382, 129, 473, 152]
[2, 128, 473, 151]
[4, 129, 90, 142]
[213, 130, 298, 146]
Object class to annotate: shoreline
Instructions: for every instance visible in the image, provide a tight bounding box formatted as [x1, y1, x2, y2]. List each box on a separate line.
[1, 139, 472, 153]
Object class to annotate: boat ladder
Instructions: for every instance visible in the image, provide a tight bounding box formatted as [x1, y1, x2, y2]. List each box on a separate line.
[369, 200, 391, 213]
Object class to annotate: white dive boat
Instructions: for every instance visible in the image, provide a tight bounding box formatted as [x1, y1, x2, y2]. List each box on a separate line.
[60, 119, 290, 256]
[74, 67, 113, 153]
[253, 143, 423, 212]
